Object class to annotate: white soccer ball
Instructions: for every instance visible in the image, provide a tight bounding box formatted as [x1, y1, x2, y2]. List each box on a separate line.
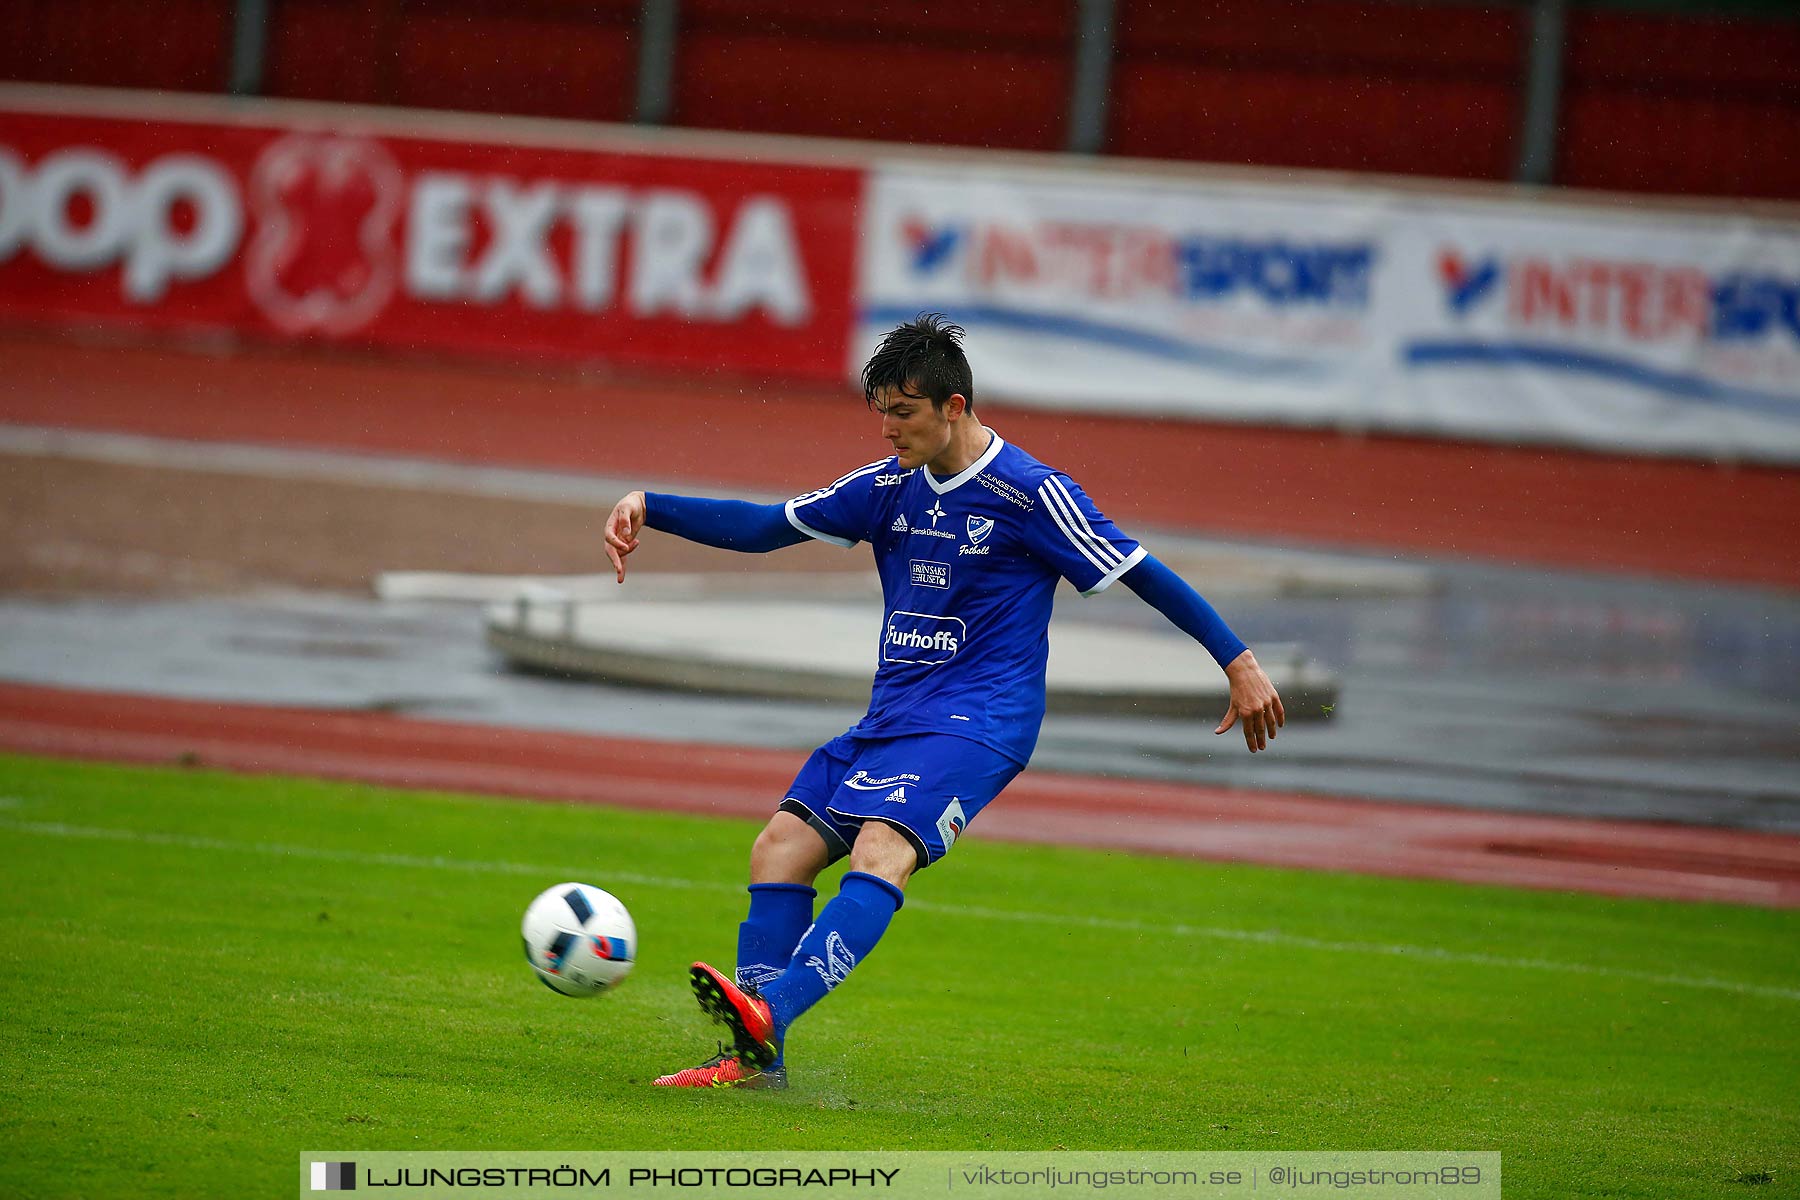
[521, 882, 636, 997]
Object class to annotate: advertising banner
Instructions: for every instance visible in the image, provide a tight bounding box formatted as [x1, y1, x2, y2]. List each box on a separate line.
[860, 164, 1800, 463]
[859, 167, 1388, 423]
[0, 104, 860, 380]
[1390, 201, 1800, 460]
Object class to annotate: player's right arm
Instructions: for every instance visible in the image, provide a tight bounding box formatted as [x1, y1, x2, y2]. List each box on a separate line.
[606, 463, 883, 582]
[603, 491, 648, 581]
[603, 490, 807, 582]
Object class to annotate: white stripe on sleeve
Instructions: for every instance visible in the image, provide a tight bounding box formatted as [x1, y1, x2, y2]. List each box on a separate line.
[1037, 479, 1116, 577]
[790, 461, 885, 512]
[783, 460, 885, 548]
[1081, 544, 1148, 596]
[783, 499, 857, 547]
[1044, 476, 1125, 567]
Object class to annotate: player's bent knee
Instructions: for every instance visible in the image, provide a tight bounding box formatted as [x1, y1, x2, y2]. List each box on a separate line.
[750, 812, 830, 885]
[847, 821, 918, 889]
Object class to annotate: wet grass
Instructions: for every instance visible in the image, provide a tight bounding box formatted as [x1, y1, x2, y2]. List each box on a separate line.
[0, 754, 1795, 1199]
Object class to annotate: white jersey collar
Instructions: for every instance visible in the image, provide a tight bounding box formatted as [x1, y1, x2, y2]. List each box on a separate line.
[923, 430, 1004, 495]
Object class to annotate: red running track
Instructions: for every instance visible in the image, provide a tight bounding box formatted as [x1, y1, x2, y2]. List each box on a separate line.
[4, 682, 1798, 909]
[4, 331, 1799, 589]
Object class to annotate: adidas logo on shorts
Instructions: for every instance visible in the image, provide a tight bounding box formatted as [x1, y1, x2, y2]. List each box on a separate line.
[881, 786, 908, 804]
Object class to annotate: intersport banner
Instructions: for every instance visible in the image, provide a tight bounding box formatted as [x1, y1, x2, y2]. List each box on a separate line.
[860, 164, 1800, 463]
[0, 103, 859, 379]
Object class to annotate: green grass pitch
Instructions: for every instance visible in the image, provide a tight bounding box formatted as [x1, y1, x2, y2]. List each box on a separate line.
[0, 752, 1796, 1199]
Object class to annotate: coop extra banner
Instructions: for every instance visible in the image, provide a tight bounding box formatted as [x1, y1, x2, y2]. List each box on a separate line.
[859, 163, 1800, 463]
[0, 99, 860, 380]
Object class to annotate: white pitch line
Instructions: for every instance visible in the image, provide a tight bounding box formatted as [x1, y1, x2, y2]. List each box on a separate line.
[0, 816, 734, 894]
[3, 815, 1797, 1004]
[929, 900, 1800, 1004]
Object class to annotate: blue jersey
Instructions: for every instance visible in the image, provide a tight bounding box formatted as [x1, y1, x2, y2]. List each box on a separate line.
[783, 431, 1145, 765]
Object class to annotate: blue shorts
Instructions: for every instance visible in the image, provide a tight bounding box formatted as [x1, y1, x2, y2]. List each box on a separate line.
[778, 732, 1024, 871]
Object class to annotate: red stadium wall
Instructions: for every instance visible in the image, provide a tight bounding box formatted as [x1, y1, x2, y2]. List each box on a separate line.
[1558, 9, 1800, 201]
[262, 0, 639, 126]
[670, 0, 1073, 152]
[1109, 0, 1525, 182]
[3, 0, 1799, 201]
[0, 0, 232, 93]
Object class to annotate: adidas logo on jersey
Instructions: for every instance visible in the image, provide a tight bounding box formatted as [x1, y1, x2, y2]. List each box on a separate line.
[880, 786, 908, 805]
[891, 514, 909, 532]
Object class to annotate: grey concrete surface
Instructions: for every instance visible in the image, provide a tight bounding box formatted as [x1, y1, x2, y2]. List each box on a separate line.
[4, 418, 1795, 830]
[2, 540, 1797, 831]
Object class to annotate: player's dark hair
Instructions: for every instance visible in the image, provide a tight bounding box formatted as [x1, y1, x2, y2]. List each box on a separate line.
[861, 313, 974, 412]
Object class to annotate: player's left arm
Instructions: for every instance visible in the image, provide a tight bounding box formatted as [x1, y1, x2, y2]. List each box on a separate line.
[1029, 471, 1284, 752]
[1121, 555, 1285, 753]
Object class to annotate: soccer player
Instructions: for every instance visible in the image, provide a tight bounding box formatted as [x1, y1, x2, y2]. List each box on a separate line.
[603, 315, 1283, 1090]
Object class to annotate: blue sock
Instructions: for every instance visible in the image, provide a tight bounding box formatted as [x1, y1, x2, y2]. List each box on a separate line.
[760, 871, 904, 1039]
[737, 883, 814, 1069]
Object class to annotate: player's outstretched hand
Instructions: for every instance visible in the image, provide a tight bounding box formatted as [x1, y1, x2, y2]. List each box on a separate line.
[604, 490, 647, 583]
[1216, 649, 1285, 753]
